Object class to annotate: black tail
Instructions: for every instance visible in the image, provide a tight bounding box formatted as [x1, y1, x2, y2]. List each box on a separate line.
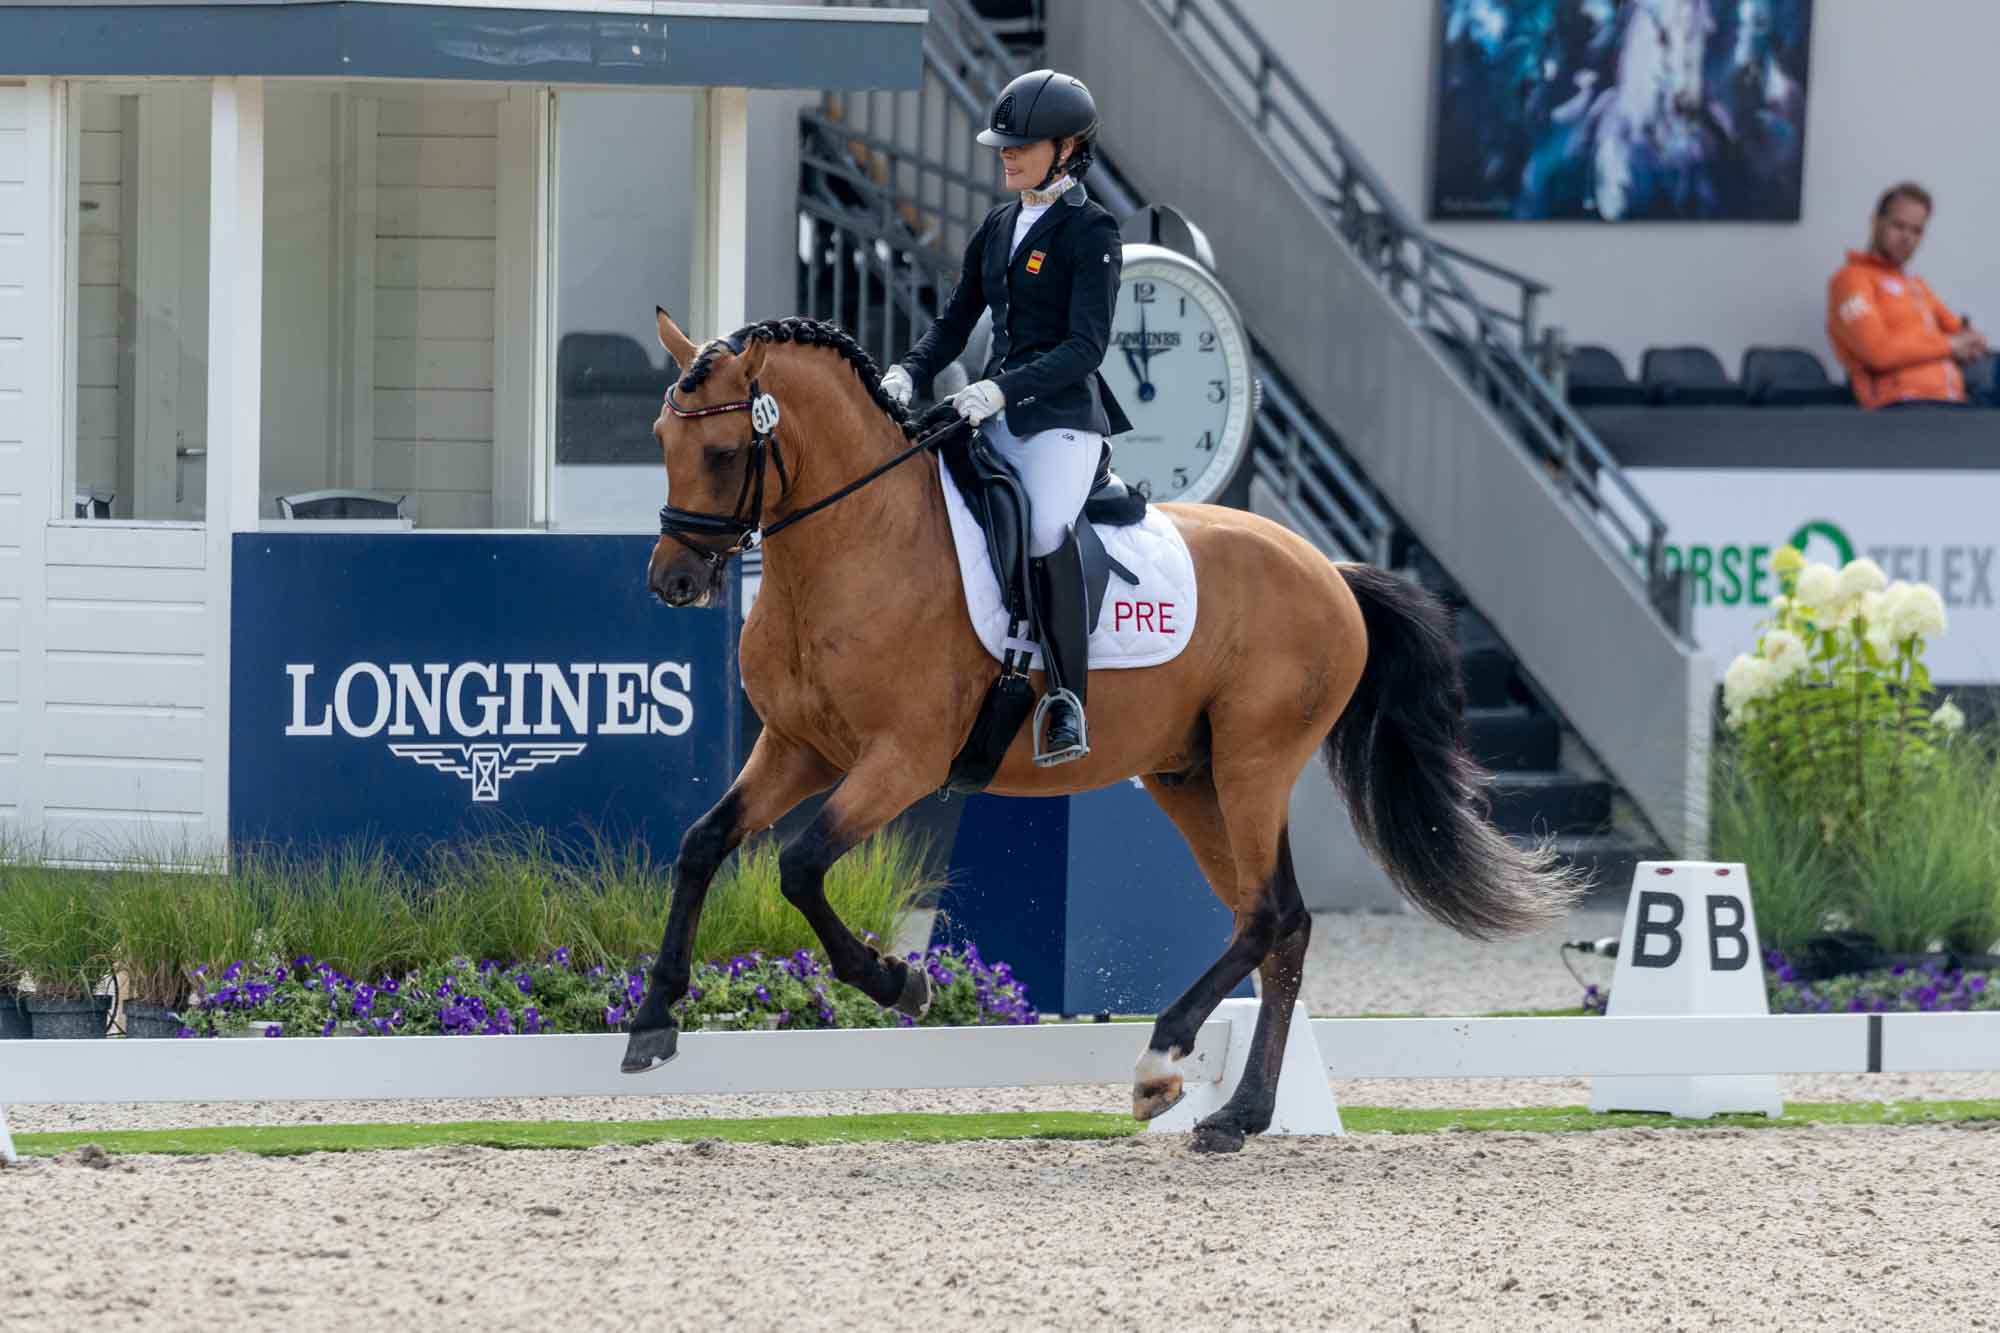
[1327, 565, 1586, 939]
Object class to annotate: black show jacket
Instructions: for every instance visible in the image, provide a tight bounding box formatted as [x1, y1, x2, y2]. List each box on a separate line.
[901, 188, 1134, 439]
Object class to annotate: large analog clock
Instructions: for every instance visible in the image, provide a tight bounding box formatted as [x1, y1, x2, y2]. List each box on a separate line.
[1098, 241, 1257, 505]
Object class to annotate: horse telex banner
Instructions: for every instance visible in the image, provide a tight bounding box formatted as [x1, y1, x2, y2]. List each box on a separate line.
[230, 535, 738, 853]
[1430, 0, 1814, 222]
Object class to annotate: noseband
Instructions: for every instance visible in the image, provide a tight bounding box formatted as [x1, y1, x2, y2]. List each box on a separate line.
[657, 366, 952, 573]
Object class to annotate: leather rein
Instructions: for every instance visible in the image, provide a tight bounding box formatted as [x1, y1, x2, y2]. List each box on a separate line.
[656, 376, 944, 573]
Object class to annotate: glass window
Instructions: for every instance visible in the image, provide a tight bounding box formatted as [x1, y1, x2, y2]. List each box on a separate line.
[261, 82, 528, 530]
[549, 88, 705, 530]
[66, 82, 210, 522]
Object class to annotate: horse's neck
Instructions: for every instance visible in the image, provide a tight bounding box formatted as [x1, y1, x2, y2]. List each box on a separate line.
[755, 416, 955, 619]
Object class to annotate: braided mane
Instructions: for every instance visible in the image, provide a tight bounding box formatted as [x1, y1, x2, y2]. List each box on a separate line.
[676, 317, 928, 442]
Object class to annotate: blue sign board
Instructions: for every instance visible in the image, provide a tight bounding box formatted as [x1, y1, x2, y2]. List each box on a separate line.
[939, 779, 1253, 1016]
[230, 534, 738, 854]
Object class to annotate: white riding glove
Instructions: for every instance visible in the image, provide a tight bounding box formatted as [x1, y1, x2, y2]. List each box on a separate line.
[953, 379, 1005, 426]
[879, 364, 914, 408]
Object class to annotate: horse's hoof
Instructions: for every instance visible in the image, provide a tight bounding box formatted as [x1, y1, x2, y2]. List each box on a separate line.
[892, 961, 932, 1019]
[621, 1025, 680, 1075]
[1190, 1118, 1248, 1155]
[1132, 1074, 1185, 1122]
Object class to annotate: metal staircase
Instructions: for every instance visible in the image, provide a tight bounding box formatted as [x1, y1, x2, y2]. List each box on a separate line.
[798, 0, 1698, 874]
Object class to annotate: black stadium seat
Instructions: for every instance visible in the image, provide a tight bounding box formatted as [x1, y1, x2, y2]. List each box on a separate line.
[1640, 346, 1748, 406]
[1741, 346, 1854, 406]
[1564, 344, 1648, 406]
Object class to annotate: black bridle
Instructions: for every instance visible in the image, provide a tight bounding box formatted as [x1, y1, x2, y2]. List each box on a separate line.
[656, 373, 947, 574]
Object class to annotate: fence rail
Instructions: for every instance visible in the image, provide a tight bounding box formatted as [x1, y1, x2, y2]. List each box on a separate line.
[8, 1012, 1998, 1161]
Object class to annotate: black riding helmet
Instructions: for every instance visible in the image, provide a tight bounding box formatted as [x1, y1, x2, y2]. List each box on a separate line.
[978, 69, 1100, 186]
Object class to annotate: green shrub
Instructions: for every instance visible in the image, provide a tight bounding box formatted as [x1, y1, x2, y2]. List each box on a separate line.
[0, 862, 113, 999]
[1848, 737, 2000, 954]
[1708, 752, 1849, 952]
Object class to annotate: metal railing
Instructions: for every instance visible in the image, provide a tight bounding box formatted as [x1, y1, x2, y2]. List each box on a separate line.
[1146, 0, 1684, 635]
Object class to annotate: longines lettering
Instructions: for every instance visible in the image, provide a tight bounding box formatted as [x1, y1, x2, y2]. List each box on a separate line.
[285, 661, 696, 739]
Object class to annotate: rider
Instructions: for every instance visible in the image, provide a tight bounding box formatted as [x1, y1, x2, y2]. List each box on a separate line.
[880, 69, 1132, 767]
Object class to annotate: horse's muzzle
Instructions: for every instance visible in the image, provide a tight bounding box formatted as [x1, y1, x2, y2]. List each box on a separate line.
[648, 549, 721, 608]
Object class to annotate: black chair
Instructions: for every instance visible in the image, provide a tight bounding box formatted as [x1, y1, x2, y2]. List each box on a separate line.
[1741, 346, 1853, 407]
[1640, 346, 1748, 406]
[1564, 344, 1648, 407]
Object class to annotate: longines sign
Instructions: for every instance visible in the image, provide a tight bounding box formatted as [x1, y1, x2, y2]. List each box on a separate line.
[231, 535, 736, 849]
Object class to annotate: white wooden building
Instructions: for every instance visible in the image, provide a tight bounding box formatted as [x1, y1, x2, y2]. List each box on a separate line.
[0, 0, 923, 858]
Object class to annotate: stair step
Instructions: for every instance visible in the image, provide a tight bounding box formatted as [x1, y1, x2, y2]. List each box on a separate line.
[1466, 706, 1558, 771]
[1461, 647, 1518, 709]
[1485, 773, 1611, 837]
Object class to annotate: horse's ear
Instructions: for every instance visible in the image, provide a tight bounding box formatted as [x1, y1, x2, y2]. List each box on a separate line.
[656, 306, 699, 372]
[735, 337, 770, 385]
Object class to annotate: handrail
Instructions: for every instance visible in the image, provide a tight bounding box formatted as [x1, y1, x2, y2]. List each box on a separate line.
[1146, 0, 1683, 637]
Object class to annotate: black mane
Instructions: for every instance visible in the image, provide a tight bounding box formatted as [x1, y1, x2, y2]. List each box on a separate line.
[676, 317, 930, 442]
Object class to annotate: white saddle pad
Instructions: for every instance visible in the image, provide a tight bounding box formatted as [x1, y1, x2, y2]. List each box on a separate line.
[938, 457, 1197, 671]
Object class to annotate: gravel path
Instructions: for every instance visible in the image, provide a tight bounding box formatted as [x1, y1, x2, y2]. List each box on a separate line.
[5, 1125, 1997, 1331]
[6, 905, 1995, 1136]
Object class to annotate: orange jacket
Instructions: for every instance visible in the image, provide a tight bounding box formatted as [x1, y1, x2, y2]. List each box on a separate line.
[1827, 250, 1967, 409]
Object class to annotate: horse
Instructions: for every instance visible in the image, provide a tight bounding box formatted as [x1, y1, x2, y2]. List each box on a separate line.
[623, 309, 1582, 1153]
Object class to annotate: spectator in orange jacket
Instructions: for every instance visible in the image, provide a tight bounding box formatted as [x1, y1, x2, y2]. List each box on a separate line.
[1827, 183, 1990, 409]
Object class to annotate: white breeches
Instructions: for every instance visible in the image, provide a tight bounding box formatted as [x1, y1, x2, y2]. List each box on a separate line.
[981, 417, 1105, 556]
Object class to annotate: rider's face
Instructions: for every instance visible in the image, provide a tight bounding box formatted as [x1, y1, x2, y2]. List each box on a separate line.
[1000, 137, 1067, 190]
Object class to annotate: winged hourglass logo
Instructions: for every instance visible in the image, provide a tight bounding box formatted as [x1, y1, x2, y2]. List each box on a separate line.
[387, 743, 588, 802]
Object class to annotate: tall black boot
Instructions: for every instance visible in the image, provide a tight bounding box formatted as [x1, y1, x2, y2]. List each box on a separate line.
[1030, 527, 1091, 767]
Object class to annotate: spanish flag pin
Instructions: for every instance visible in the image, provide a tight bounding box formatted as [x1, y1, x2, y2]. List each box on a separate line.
[1025, 249, 1046, 275]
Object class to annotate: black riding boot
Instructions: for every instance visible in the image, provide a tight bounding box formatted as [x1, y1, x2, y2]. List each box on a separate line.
[1030, 527, 1091, 766]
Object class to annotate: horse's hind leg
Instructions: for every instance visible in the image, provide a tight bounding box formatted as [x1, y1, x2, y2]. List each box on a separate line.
[1132, 763, 1311, 1153]
[622, 733, 836, 1074]
[1187, 833, 1311, 1155]
[777, 753, 938, 1016]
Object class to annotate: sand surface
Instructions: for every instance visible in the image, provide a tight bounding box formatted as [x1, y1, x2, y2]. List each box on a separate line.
[6, 1124, 1998, 1331]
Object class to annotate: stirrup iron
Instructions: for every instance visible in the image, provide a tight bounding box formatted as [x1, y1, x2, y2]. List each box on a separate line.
[1032, 686, 1090, 767]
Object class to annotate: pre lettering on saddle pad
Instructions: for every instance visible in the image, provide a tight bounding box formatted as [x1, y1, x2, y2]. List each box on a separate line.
[938, 457, 1198, 670]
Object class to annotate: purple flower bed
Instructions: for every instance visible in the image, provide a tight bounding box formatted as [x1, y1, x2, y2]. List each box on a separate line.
[176, 941, 1036, 1037]
[1581, 948, 1999, 1015]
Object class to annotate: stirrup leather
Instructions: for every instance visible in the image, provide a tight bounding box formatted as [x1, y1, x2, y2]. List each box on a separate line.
[1032, 687, 1090, 767]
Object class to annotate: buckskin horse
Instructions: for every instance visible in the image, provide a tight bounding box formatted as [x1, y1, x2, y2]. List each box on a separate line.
[624, 310, 1580, 1154]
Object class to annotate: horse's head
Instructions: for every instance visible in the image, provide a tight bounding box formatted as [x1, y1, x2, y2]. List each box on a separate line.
[646, 306, 779, 608]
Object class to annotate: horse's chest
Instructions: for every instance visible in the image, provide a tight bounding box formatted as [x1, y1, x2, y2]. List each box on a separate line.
[740, 608, 866, 759]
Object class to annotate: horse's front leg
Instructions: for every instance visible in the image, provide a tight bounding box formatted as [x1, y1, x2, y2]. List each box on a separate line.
[777, 752, 939, 1018]
[622, 733, 836, 1073]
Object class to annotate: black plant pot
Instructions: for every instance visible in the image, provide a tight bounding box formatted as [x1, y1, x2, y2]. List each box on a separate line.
[122, 1001, 183, 1038]
[0, 990, 29, 1039]
[25, 995, 113, 1039]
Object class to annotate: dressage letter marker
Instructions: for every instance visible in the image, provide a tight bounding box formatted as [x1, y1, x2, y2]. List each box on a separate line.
[1589, 862, 1784, 1119]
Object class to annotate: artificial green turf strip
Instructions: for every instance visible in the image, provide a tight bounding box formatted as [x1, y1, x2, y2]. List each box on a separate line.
[15, 1099, 2000, 1159]
[11, 1110, 1141, 1158]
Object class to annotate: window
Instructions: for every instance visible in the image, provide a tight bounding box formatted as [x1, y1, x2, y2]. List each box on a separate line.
[549, 88, 705, 530]
[66, 82, 211, 522]
[261, 82, 539, 530]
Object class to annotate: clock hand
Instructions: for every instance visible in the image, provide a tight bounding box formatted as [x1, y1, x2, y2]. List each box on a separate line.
[1123, 345, 1148, 390]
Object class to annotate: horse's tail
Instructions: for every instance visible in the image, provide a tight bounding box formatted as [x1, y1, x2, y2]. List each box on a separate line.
[1325, 563, 1585, 939]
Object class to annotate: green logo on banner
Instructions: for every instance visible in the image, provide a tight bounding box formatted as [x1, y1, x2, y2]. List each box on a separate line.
[1788, 519, 1854, 567]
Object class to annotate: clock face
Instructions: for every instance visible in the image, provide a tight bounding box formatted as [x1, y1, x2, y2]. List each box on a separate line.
[1099, 249, 1255, 505]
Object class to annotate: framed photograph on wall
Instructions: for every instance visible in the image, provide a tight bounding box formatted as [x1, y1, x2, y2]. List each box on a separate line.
[1429, 0, 1814, 222]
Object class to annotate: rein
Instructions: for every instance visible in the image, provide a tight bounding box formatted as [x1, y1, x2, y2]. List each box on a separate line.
[656, 378, 950, 572]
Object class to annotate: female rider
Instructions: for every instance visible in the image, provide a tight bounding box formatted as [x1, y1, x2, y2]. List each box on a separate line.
[881, 69, 1131, 768]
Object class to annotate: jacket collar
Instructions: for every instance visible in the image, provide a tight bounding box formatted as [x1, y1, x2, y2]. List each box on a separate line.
[1010, 191, 1080, 265]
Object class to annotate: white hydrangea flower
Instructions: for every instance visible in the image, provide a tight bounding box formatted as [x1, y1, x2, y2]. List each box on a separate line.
[1886, 582, 1947, 641]
[1865, 622, 1896, 660]
[1759, 628, 1808, 677]
[1932, 700, 1966, 735]
[1770, 594, 1791, 618]
[1794, 562, 1840, 610]
[1858, 589, 1886, 624]
[1722, 653, 1781, 719]
[1837, 557, 1887, 600]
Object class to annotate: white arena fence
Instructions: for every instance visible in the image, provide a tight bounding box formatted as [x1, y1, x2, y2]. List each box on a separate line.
[6, 1007, 1999, 1164]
